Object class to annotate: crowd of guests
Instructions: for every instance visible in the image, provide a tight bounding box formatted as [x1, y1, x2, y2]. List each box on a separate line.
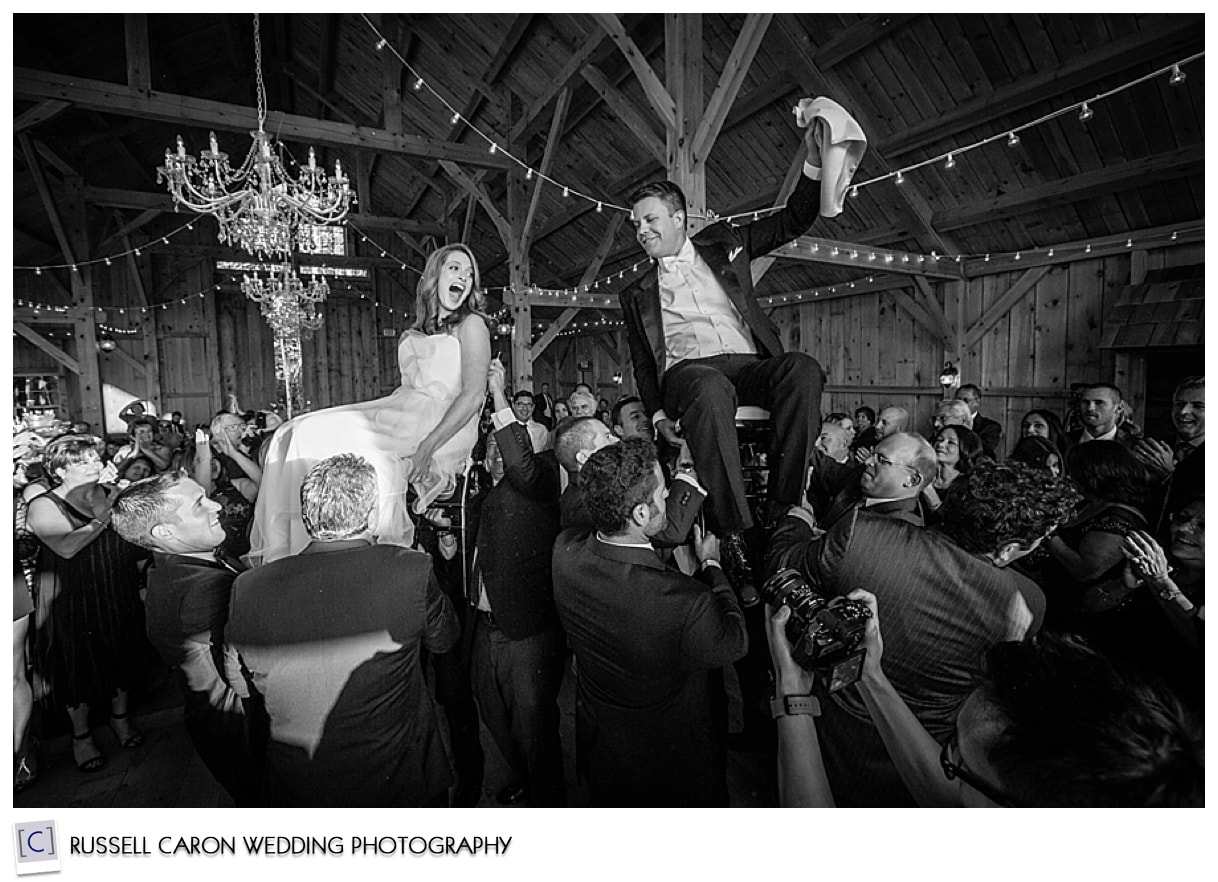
[12, 375, 1203, 808]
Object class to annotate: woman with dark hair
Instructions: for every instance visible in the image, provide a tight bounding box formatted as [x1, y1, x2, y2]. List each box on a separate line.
[24, 435, 150, 773]
[921, 425, 984, 512]
[115, 454, 156, 485]
[1041, 440, 1150, 631]
[1008, 436, 1063, 478]
[250, 244, 492, 563]
[1018, 408, 1067, 455]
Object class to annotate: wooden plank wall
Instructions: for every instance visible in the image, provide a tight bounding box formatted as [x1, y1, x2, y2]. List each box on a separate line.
[766, 240, 1202, 454]
[531, 329, 635, 404]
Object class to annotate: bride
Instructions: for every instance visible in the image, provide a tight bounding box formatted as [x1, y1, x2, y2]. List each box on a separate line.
[248, 244, 491, 564]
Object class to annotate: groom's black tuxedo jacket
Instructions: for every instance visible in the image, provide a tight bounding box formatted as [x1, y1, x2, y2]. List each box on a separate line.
[619, 171, 822, 418]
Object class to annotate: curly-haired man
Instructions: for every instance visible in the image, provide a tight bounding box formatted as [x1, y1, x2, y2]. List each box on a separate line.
[767, 460, 1081, 807]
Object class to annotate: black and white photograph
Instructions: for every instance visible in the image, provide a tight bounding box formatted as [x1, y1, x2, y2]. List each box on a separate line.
[9, 9, 1206, 874]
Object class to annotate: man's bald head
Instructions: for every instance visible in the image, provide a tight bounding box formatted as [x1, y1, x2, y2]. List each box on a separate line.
[875, 407, 910, 440]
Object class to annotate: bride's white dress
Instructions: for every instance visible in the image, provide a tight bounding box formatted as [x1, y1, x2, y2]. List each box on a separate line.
[248, 331, 478, 564]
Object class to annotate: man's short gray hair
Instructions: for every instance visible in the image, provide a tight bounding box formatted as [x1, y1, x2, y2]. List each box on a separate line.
[300, 454, 378, 541]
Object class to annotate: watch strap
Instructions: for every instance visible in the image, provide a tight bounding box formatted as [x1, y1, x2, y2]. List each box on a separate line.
[770, 693, 821, 718]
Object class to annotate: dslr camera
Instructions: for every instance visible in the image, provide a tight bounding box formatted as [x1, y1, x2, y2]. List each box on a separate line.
[761, 567, 871, 694]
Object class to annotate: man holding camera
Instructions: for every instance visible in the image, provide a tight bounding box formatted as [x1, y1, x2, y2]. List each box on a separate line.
[767, 461, 1079, 806]
[767, 588, 1204, 807]
[552, 438, 747, 806]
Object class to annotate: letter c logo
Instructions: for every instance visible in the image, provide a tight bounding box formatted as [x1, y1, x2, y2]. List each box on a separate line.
[26, 830, 45, 853]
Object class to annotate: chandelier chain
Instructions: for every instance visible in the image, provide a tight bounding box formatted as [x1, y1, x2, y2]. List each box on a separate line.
[253, 13, 265, 131]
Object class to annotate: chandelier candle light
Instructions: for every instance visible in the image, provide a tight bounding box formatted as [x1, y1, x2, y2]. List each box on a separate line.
[156, 13, 353, 259]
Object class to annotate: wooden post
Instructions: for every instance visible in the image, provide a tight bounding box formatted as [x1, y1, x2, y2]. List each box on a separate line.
[121, 233, 163, 407]
[665, 14, 705, 233]
[63, 176, 105, 431]
[506, 94, 533, 390]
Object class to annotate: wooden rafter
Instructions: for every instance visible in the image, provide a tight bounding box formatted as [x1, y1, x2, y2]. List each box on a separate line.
[890, 289, 950, 348]
[964, 222, 1204, 276]
[880, 16, 1202, 159]
[580, 214, 626, 289]
[100, 209, 163, 249]
[14, 67, 513, 169]
[510, 30, 608, 142]
[125, 13, 152, 90]
[934, 145, 1204, 232]
[317, 13, 339, 96]
[911, 276, 957, 351]
[581, 65, 665, 163]
[440, 161, 511, 246]
[812, 13, 919, 70]
[691, 13, 772, 160]
[773, 14, 963, 257]
[522, 88, 572, 252]
[589, 14, 675, 129]
[14, 100, 71, 133]
[32, 139, 80, 178]
[14, 323, 81, 374]
[19, 133, 78, 268]
[769, 235, 965, 280]
[530, 307, 580, 360]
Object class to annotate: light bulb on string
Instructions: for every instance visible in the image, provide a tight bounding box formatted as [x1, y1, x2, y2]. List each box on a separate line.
[451, 112, 460, 125]
[488, 143, 497, 155]
[413, 77, 424, 91]
[1007, 131, 1021, 147]
[945, 153, 956, 170]
[1169, 64, 1186, 86]
[894, 170, 905, 185]
[1078, 102, 1094, 123]
[562, 187, 570, 198]
[850, 186, 860, 198]
[596, 202, 603, 213]
[375, 38, 387, 51]
[525, 168, 533, 181]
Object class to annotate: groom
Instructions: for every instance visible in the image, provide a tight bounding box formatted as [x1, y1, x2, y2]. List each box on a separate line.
[619, 116, 827, 562]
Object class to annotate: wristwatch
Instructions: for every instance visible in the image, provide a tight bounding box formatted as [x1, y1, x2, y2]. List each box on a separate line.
[770, 693, 821, 718]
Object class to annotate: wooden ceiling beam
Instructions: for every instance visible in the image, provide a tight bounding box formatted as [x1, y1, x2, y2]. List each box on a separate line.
[770, 236, 965, 279]
[440, 160, 512, 246]
[522, 88, 572, 252]
[317, 13, 338, 97]
[580, 65, 665, 163]
[880, 16, 1203, 159]
[934, 144, 1204, 232]
[774, 14, 963, 257]
[590, 13, 675, 130]
[19, 133, 79, 269]
[510, 29, 608, 142]
[99, 208, 164, 248]
[14, 99, 71, 133]
[964, 221, 1203, 277]
[14, 67, 513, 169]
[124, 14, 152, 91]
[691, 13, 772, 160]
[812, 13, 920, 70]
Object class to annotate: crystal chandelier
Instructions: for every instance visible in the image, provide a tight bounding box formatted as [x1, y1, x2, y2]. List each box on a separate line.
[156, 13, 352, 258]
[241, 266, 330, 340]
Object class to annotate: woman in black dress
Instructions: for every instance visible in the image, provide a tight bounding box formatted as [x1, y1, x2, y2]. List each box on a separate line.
[25, 435, 149, 772]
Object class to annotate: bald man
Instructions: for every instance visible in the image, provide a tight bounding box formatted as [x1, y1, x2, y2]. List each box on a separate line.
[806, 432, 933, 529]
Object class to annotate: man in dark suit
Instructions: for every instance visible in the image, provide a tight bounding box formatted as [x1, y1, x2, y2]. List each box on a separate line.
[553, 414, 705, 546]
[1131, 375, 1205, 535]
[620, 124, 827, 544]
[111, 472, 265, 806]
[956, 383, 1003, 459]
[465, 361, 567, 806]
[1063, 383, 1142, 452]
[228, 454, 458, 806]
[768, 460, 1080, 806]
[552, 438, 748, 806]
[806, 432, 935, 529]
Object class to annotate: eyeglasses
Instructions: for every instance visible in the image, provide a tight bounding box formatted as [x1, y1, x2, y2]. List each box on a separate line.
[866, 450, 920, 476]
[939, 735, 1018, 808]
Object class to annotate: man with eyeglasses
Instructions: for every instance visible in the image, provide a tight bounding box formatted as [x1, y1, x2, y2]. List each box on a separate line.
[510, 389, 551, 453]
[768, 587, 1203, 807]
[768, 460, 1080, 806]
[806, 432, 935, 529]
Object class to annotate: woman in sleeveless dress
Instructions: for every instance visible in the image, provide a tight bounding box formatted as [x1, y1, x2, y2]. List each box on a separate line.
[248, 244, 491, 564]
[25, 435, 150, 773]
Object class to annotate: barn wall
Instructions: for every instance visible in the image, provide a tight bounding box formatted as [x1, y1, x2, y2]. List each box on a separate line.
[767, 240, 1203, 454]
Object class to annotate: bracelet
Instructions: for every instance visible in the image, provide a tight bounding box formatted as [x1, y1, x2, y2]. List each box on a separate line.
[771, 693, 821, 718]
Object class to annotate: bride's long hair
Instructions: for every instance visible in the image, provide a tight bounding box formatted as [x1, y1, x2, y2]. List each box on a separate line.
[411, 244, 489, 335]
